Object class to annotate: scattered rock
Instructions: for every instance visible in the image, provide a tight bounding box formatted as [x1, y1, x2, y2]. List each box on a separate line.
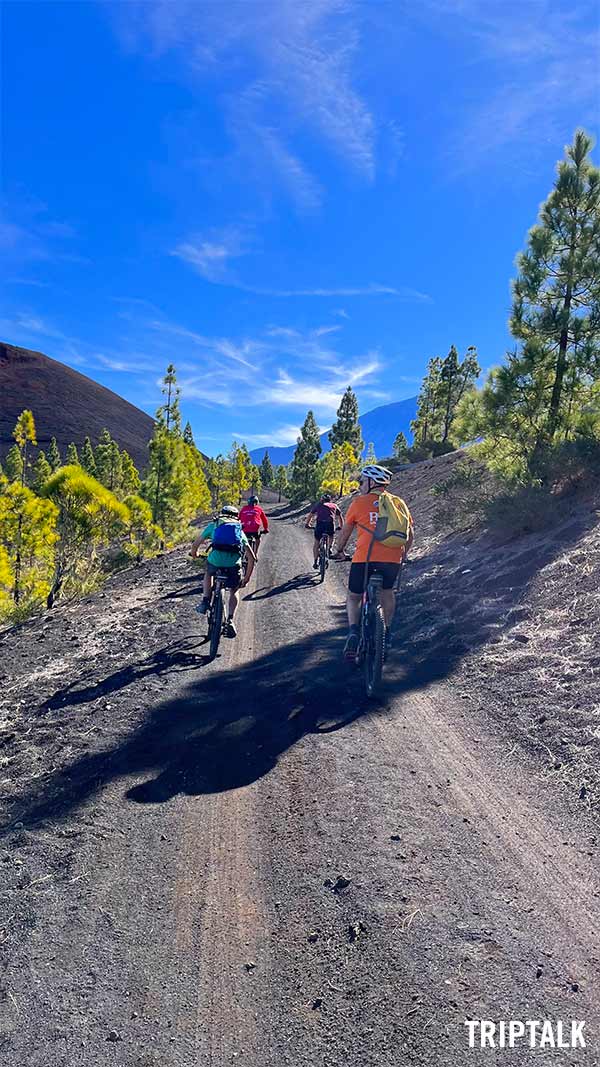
[312, 998, 323, 1010]
[579, 785, 587, 800]
[332, 876, 351, 893]
[390, 834, 401, 841]
[245, 961, 256, 972]
[512, 633, 530, 644]
[307, 932, 319, 943]
[348, 921, 367, 943]
[106, 1030, 122, 1042]
[536, 966, 543, 979]
[571, 982, 580, 993]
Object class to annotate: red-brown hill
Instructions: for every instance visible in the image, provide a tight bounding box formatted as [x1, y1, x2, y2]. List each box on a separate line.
[0, 341, 155, 472]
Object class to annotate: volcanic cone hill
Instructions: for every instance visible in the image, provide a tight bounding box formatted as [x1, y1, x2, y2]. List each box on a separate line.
[0, 341, 155, 472]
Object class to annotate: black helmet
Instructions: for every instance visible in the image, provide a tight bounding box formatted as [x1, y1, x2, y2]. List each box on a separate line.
[320, 492, 332, 502]
[248, 495, 259, 505]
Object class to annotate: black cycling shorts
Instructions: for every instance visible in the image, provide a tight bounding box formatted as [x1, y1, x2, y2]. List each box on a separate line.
[314, 519, 335, 541]
[348, 561, 400, 594]
[206, 561, 243, 589]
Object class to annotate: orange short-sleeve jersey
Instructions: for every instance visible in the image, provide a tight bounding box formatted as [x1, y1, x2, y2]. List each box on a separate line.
[344, 492, 413, 564]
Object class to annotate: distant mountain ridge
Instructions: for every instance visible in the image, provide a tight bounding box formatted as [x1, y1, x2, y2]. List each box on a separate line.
[249, 396, 417, 466]
[0, 342, 156, 472]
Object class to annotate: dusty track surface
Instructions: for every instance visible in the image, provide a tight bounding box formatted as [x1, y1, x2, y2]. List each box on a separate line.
[1, 508, 600, 1065]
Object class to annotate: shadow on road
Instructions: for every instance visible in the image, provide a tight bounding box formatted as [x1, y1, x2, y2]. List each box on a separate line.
[243, 572, 316, 600]
[10, 627, 379, 830]
[9, 496, 598, 831]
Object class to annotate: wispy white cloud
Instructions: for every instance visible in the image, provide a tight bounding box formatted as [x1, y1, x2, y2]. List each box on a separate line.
[414, 1, 599, 170]
[110, 0, 377, 208]
[169, 243, 432, 301]
[230, 424, 301, 447]
[170, 226, 249, 283]
[243, 282, 432, 301]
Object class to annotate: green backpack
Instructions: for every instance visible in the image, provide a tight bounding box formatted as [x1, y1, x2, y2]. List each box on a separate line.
[373, 492, 411, 547]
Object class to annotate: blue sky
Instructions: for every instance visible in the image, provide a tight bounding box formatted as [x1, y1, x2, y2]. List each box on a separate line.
[1, 1, 598, 456]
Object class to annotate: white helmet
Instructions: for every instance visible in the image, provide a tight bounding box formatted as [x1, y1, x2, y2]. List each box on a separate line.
[360, 464, 392, 485]
[220, 504, 239, 517]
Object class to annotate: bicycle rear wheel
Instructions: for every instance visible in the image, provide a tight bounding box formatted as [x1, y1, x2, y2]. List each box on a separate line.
[209, 588, 224, 659]
[364, 602, 385, 698]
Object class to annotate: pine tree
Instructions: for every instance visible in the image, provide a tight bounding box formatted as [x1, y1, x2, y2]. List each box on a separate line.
[458, 131, 600, 480]
[290, 411, 322, 501]
[66, 442, 79, 466]
[249, 464, 262, 497]
[274, 465, 288, 502]
[4, 445, 23, 483]
[158, 364, 182, 436]
[318, 442, 360, 498]
[80, 436, 97, 477]
[42, 466, 129, 606]
[108, 441, 123, 493]
[142, 369, 210, 538]
[0, 483, 58, 607]
[13, 410, 37, 486]
[94, 429, 114, 487]
[259, 451, 274, 487]
[364, 441, 377, 464]
[439, 345, 480, 442]
[392, 432, 409, 460]
[328, 387, 363, 453]
[510, 129, 600, 444]
[411, 357, 443, 445]
[183, 421, 195, 447]
[120, 451, 141, 497]
[47, 436, 62, 472]
[31, 451, 52, 493]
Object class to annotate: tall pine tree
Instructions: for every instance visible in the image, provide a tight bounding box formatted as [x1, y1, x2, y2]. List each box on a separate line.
[80, 436, 97, 477]
[259, 450, 274, 487]
[47, 436, 62, 472]
[329, 387, 363, 453]
[290, 411, 322, 501]
[511, 129, 600, 443]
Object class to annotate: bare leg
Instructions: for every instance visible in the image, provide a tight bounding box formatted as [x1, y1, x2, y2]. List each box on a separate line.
[203, 571, 213, 601]
[313, 538, 320, 564]
[380, 588, 395, 627]
[346, 590, 362, 626]
[228, 589, 239, 618]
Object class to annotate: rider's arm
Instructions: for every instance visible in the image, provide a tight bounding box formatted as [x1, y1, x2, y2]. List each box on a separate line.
[305, 506, 316, 529]
[259, 507, 269, 532]
[335, 505, 343, 529]
[190, 526, 212, 557]
[335, 518, 354, 554]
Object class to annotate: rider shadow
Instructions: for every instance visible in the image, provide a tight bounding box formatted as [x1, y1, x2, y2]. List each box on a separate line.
[243, 573, 317, 601]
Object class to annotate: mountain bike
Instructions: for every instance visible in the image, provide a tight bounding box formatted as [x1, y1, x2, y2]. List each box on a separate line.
[317, 532, 329, 583]
[207, 569, 229, 659]
[356, 570, 386, 698]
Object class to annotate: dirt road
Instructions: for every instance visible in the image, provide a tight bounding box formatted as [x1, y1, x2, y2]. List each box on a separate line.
[1, 507, 599, 1065]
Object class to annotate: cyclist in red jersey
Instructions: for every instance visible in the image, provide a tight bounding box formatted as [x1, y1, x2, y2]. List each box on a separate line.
[239, 496, 269, 557]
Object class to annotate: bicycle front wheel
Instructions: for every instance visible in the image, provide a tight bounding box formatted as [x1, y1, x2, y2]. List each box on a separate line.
[209, 588, 224, 659]
[364, 603, 385, 698]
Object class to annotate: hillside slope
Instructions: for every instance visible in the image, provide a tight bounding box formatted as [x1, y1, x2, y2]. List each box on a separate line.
[249, 395, 417, 466]
[0, 341, 155, 472]
[1, 453, 599, 1066]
